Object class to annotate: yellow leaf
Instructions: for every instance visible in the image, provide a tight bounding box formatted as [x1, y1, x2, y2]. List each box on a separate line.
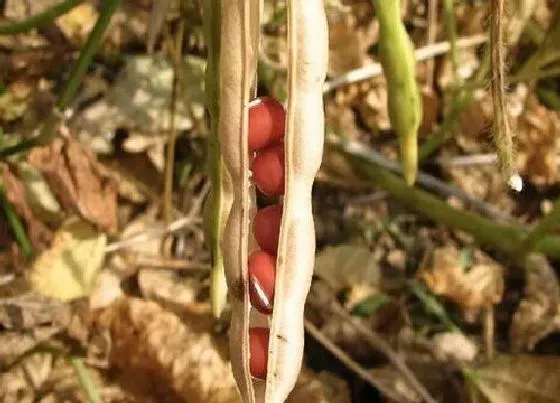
[29, 217, 106, 301]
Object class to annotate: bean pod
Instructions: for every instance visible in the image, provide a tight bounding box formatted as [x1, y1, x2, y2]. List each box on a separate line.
[376, 0, 422, 185]
[217, 0, 328, 402]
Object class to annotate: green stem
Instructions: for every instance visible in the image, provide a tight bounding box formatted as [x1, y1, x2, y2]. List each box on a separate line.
[69, 357, 102, 403]
[203, 0, 228, 317]
[0, 0, 121, 159]
[0, 0, 85, 35]
[57, 0, 121, 109]
[329, 136, 560, 260]
[521, 198, 560, 255]
[0, 187, 34, 259]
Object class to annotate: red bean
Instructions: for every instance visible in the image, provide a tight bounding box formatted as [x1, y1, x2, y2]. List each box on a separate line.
[249, 327, 270, 379]
[251, 143, 285, 197]
[248, 97, 286, 152]
[252, 204, 283, 255]
[248, 250, 276, 314]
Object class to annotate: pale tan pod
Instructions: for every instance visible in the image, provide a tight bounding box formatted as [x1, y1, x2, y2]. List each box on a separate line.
[220, 0, 327, 401]
[265, 1, 328, 402]
[219, 1, 259, 402]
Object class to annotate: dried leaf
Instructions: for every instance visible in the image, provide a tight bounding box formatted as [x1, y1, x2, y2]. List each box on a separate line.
[517, 95, 560, 187]
[418, 246, 504, 314]
[29, 217, 106, 301]
[28, 138, 119, 234]
[326, 7, 376, 77]
[96, 297, 350, 403]
[55, 3, 98, 46]
[510, 254, 560, 351]
[96, 297, 242, 402]
[0, 292, 70, 330]
[314, 244, 380, 293]
[17, 162, 62, 225]
[72, 56, 205, 155]
[470, 354, 560, 403]
[1, 164, 53, 252]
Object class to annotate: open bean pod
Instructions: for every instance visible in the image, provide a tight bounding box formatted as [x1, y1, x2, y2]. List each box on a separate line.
[218, 1, 328, 402]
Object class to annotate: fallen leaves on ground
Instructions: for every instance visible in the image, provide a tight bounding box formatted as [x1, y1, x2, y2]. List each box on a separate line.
[1, 164, 53, 252]
[510, 254, 560, 351]
[516, 95, 560, 187]
[468, 354, 560, 403]
[96, 297, 350, 403]
[28, 137, 119, 234]
[29, 217, 106, 301]
[417, 246, 504, 317]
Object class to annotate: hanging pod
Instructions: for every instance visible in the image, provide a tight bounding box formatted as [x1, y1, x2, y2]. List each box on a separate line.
[217, 0, 328, 401]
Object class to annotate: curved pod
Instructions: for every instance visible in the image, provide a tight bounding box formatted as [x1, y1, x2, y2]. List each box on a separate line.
[217, 0, 327, 401]
[266, 1, 328, 402]
[219, 1, 260, 402]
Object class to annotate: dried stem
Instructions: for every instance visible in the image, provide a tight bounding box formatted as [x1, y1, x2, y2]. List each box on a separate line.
[329, 302, 438, 403]
[304, 320, 404, 402]
[163, 19, 185, 225]
[491, 0, 519, 189]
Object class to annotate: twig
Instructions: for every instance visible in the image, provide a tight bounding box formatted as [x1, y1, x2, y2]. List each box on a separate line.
[425, 0, 437, 89]
[0, 0, 85, 35]
[323, 34, 488, 93]
[437, 153, 498, 167]
[304, 319, 404, 402]
[329, 302, 438, 403]
[132, 256, 210, 271]
[490, 0, 519, 189]
[163, 18, 184, 225]
[106, 181, 209, 253]
[146, 0, 173, 53]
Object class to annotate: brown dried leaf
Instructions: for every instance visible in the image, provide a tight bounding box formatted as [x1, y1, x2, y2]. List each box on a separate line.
[96, 297, 238, 403]
[0, 292, 70, 330]
[29, 217, 106, 301]
[326, 7, 377, 77]
[510, 254, 560, 351]
[418, 246, 504, 314]
[470, 354, 560, 403]
[97, 297, 350, 403]
[314, 244, 380, 294]
[516, 96, 560, 187]
[28, 138, 118, 234]
[1, 164, 53, 251]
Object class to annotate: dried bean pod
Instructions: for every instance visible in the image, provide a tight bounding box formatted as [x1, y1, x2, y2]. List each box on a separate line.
[265, 1, 328, 401]
[219, 1, 261, 401]
[217, 0, 327, 401]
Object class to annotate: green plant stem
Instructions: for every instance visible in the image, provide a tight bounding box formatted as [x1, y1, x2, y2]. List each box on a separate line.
[69, 357, 102, 403]
[0, 0, 121, 159]
[0, 0, 85, 35]
[0, 187, 33, 259]
[203, 0, 228, 317]
[521, 198, 560, 255]
[56, 0, 120, 109]
[329, 136, 560, 260]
